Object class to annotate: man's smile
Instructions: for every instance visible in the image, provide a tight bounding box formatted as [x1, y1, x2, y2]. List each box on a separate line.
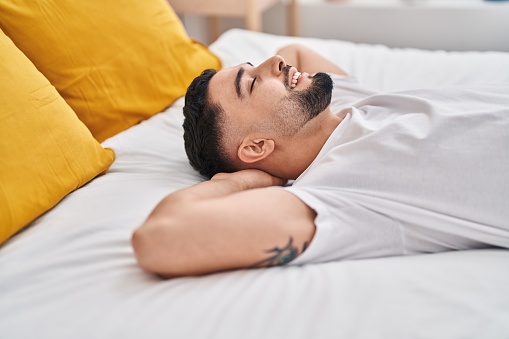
[291, 71, 302, 89]
[286, 66, 300, 89]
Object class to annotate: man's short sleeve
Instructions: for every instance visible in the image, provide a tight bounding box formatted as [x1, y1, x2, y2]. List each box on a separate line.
[283, 187, 406, 266]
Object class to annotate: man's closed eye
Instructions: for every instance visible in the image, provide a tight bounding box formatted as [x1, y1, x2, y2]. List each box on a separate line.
[250, 77, 257, 94]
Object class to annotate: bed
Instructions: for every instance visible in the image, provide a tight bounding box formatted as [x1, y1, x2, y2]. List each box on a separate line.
[1, 22, 509, 339]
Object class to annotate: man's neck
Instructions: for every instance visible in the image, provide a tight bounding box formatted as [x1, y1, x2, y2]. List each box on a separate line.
[268, 109, 345, 180]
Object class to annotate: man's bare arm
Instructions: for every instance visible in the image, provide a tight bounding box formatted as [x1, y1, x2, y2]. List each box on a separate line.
[131, 170, 316, 277]
[277, 44, 348, 76]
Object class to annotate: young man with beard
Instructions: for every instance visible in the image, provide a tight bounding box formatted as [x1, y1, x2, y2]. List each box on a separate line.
[132, 45, 509, 277]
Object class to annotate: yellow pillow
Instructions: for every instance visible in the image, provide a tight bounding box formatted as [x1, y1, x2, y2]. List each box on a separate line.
[0, 0, 221, 142]
[0, 29, 115, 245]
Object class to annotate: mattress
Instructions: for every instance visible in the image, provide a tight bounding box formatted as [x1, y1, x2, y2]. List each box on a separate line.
[1, 29, 509, 339]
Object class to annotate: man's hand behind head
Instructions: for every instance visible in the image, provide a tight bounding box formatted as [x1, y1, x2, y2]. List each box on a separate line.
[211, 169, 287, 190]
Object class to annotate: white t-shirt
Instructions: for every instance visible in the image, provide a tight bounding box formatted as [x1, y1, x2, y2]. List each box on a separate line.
[286, 74, 509, 265]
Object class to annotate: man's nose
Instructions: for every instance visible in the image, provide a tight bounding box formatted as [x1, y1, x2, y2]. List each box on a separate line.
[257, 55, 286, 76]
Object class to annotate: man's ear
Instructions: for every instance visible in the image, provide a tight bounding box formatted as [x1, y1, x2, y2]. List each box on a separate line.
[238, 138, 275, 164]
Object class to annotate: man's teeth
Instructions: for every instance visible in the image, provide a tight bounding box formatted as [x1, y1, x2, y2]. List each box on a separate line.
[291, 71, 301, 89]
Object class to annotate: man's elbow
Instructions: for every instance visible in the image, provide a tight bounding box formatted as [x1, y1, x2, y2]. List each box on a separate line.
[131, 221, 182, 278]
[131, 223, 159, 274]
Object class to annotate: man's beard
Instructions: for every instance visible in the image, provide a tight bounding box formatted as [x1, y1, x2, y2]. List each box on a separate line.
[270, 66, 333, 137]
[286, 71, 333, 119]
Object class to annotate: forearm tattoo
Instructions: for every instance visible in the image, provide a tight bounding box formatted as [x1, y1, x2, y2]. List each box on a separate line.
[250, 237, 308, 268]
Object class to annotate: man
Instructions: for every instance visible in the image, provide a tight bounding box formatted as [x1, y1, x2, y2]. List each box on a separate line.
[132, 44, 509, 277]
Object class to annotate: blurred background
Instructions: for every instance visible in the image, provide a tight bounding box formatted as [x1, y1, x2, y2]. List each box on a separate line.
[169, 0, 509, 51]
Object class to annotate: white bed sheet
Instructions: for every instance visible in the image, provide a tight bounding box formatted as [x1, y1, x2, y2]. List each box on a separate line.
[1, 29, 509, 339]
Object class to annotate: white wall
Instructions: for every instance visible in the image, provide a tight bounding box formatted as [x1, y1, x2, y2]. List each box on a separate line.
[179, 0, 509, 52]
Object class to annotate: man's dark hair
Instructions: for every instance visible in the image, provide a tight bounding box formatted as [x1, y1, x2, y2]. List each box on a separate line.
[183, 69, 235, 179]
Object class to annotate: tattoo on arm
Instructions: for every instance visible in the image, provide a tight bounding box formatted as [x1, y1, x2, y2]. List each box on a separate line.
[250, 237, 308, 268]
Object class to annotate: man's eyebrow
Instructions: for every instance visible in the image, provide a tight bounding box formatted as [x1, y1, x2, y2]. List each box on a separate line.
[234, 63, 254, 99]
[235, 67, 245, 99]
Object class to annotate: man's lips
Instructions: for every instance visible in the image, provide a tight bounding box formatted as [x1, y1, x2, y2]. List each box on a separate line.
[289, 67, 301, 89]
[291, 71, 302, 89]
